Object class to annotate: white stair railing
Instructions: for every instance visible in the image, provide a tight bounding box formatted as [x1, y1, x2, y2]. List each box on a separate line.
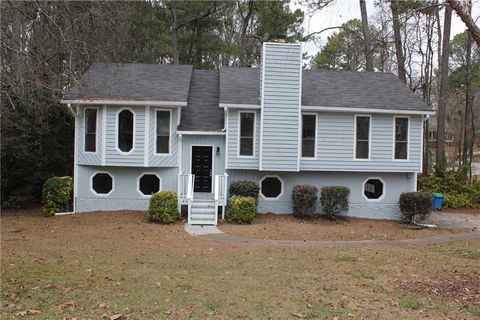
[186, 174, 195, 224]
[214, 173, 228, 220]
[177, 173, 189, 213]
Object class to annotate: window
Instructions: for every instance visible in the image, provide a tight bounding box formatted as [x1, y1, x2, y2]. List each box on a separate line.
[394, 117, 409, 160]
[118, 109, 134, 152]
[139, 174, 160, 196]
[355, 116, 370, 159]
[302, 114, 316, 158]
[156, 110, 170, 154]
[239, 112, 255, 156]
[260, 176, 283, 199]
[363, 178, 384, 200]
[84, 108, 97, 152]
[92, 173, 113, 195]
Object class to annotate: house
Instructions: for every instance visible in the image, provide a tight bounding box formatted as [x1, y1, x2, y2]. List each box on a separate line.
[61, 42, 433, 225]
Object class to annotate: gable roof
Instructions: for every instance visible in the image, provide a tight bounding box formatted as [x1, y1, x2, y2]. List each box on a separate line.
[178, 70, 224, 132]
[64, 62, 193, 104]
[218, 67, 431, 112]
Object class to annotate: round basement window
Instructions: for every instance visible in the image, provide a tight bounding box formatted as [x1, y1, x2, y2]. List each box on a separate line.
[92, 173, 113, 195]
[139, 174, 160, 196]
[363, 178, 384, 200]
[260, 176, 283, 199]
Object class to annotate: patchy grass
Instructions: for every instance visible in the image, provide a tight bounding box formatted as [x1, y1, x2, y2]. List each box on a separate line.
[1, 208, 480, 319]
[220, 213, 468, 241]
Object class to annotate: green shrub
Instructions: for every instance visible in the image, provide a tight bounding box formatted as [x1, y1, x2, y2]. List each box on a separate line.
[147, 191, 179, 224]
[292, 185, 318, 218]
[419, 165, 480, 209]
[42, 176, 73, 216]
[229, 180, 260, 199]
[320, 186, 350, 218]
[399, 192, 431, 223]
[226, 196, 256, 224]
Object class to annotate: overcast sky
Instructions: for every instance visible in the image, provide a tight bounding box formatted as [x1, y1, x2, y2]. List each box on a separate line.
[291, 0, 480, 58]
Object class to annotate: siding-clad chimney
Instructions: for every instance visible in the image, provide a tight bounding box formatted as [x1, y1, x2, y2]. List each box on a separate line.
[259, 42, 302, 171]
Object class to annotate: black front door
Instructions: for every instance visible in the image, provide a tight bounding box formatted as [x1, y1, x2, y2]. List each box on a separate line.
[191, 146, 213, 193]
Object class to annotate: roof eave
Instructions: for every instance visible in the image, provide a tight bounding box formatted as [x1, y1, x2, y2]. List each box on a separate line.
[60, 99, 187, 107]
[301, 105, 435, 115]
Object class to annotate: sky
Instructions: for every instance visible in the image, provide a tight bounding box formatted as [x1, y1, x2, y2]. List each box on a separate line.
[291, 0, 480, 58]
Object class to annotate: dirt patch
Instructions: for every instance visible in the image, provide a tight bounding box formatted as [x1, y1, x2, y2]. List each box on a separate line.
[219, 214, 468, 241]
[398, 274, 480, 305]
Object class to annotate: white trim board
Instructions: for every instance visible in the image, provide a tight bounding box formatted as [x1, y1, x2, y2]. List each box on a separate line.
[219, 103, 260, 109]
[61, 99, 186, 107]
[302, 105, 434, 115]
[177, 131, 226, 135]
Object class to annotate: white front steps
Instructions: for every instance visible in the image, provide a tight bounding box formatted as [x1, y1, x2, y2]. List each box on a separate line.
[189, 198, 217, 226]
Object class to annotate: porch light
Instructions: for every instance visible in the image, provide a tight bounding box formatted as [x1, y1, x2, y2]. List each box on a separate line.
[216, 146, 220, 156]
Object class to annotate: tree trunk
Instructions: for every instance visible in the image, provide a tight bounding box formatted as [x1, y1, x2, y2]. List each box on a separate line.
[169, 2, 179, 64]
[447, 0, 480, 47]
[390, 0, 406, 84]
[359, 0, 373, 71]
[436, 3, 452, 172]
[463, 23, 472, 165]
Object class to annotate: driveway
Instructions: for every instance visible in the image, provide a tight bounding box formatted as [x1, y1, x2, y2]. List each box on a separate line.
[424, 211, 480, 229]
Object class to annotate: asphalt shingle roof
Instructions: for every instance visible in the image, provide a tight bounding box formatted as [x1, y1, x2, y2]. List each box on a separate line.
[218, 68, 430, 112]
[219, 67, 260, 105]
[64, 63, 193, 103]
[178, 70, 224, 132]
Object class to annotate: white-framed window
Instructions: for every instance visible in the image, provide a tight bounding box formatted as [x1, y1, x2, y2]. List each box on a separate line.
[156, 109, 171, 154]
[393, 116, 409, 160]
[238, 112, 255, 156]
[138, 173, 161, 197]
[117, 108, 135, 153]
[260, 175, 283, 200]
[301, 113, 317, 158]
[84, 108, 97, 153]
[91, 172, 114, 196]
[355, 115, 371, 160]
[362, 177, 385, 201]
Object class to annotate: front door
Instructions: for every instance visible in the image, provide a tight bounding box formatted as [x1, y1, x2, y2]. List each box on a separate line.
[191, 146, 213, 193]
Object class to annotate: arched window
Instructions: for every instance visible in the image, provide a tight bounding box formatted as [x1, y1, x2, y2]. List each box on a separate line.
[118, 109, 134, 152]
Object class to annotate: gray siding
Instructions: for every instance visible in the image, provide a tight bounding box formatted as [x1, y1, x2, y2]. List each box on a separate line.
[300, 113, 422, 172]
[180, 135, 226, 175]
[105, 106, 145, 166]
[227, 169, 416, 220]
[226, 109, 260, 169]
[148, 106, 178, 167]
[75, 165, 178, 212]
[76, 105, 104, 165]
[260, 43, 302, 171]
[76, 105, 179, 167]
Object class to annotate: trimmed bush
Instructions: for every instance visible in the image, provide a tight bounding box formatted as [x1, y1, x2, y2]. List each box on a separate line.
[229, 180, 260, 199]
[320, 186, 350, 218]
[292, 185, 318, 218]
[399, 192, 431, 223]
[42, 176, 73, 216]
[226, 196, 256, 224]
[147, 191, 179, 224]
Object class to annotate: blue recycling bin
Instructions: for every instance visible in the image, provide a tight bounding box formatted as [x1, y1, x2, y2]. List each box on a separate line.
[432, 193, 444, 210]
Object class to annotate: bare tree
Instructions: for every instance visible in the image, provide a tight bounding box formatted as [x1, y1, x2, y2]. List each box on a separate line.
[390, 0, 406, 84]
[436, 3, 453, 170]
[359, 0, 374, 71]
[447, 0, 480, 47]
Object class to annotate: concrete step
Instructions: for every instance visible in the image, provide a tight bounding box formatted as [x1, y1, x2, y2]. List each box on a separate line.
[191, 208, 216, 215]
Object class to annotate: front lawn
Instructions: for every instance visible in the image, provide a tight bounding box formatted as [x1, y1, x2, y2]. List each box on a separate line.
[1, 209, 479, 319]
